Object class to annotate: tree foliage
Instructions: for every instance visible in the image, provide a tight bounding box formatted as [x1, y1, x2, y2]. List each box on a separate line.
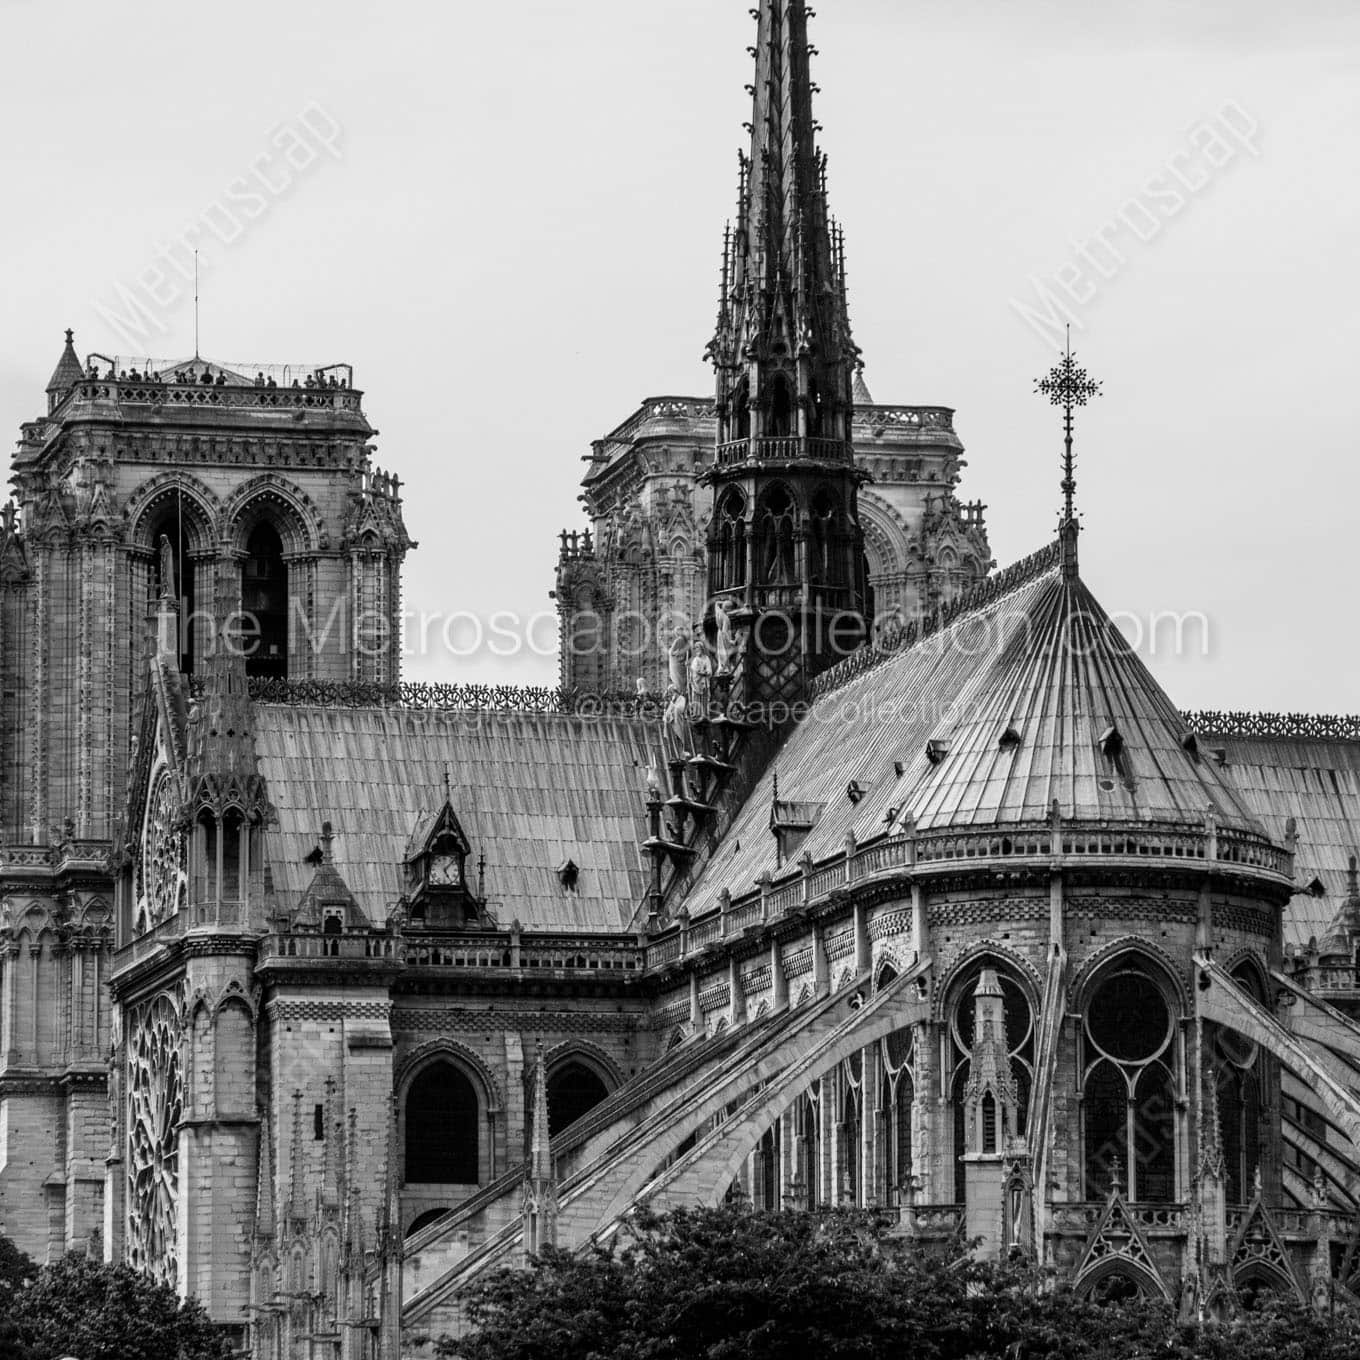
[436, 1204, 1360, 1360]
[7, 1252, 233, 1360]
[0, 1234, 36, 1301]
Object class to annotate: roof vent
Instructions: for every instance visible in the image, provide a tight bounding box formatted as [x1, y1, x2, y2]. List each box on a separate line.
[1305, 876, 1326, 898]
[557, 859, 579, 892]
[999, 727, 1022, 751]
[894, 761, 905, 778]
[1099, 726, 1124, 759]
[847, 780, 865, 805]
[1180, 731, 1200, 758]
[926, 738, 950, 766]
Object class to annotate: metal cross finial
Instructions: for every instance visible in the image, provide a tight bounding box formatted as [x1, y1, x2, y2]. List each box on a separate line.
[1035, 325, 1102, 524]
[442, 768, 451, 802]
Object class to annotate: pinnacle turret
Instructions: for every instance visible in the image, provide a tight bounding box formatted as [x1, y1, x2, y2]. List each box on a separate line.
[45, 329, 84, 412]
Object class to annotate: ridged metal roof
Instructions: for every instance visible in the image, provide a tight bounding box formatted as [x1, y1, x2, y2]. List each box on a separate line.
[902, 569, 1264, 832]
[254, 706, 660, 932]
[686, 553, 1269, 914]
[1208, 736, 1360, 948]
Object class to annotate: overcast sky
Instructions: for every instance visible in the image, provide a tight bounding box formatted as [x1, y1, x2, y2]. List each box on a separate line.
[2, 0, 1356, 712]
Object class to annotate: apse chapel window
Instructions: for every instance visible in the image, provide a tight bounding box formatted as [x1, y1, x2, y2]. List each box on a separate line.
[405, 1061, 479, 1184]
[1081, 963, 1177, 1202]
[947, 965, 1034, 1204]
[243, 522, 288, 679]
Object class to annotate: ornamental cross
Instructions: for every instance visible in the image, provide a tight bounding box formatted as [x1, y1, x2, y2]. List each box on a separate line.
[1035, 326, 1102, 523]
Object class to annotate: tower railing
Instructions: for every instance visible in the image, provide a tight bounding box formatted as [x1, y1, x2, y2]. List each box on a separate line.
[715, 435, 854, 466]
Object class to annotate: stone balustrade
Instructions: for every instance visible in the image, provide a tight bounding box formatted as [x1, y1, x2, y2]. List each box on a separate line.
[644, 819, 1292, 972]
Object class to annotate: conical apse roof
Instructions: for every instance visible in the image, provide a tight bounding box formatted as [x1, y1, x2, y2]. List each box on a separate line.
[904, 567, 1265, 832]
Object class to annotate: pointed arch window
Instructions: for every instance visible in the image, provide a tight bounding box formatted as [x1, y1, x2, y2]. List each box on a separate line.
[794, 1085, 821, 1209]
[947, 965, 1034, 1205]
[810, 488, 842, 586]
[243, 522, 288, 679]
[881, 1024, 915, 1205]
[757, 485, 796, 586]
[1081, 963, 1178, 1202]
[405, 1061, 479, 1184]
[715, 490, 747, 592]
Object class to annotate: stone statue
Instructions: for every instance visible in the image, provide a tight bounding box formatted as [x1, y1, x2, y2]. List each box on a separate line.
[158, 533, 177, 601]
[714, 598, 741, 676]
[662, 632, 692, 756]
[687, 638, 713, 717]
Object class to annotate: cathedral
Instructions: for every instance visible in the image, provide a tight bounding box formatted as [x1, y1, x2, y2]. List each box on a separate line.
[3, 2, 1360, 1357]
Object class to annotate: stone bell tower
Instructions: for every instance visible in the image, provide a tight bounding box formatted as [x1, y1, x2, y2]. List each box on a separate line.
[0, 336, 409, 1264]
[702, 0, 868, 710]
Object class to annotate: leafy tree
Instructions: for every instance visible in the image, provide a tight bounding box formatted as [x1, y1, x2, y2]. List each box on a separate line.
[0, 1233, 37, 1300]
[436, 1204, 1360, 1360]
[0, 1236, 38, 1360]
[8, 1253, 233, 1360]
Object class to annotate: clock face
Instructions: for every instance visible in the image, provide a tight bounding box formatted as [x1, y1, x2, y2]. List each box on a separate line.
[429, 854, 461, 887]
[135, 773, 187, 934]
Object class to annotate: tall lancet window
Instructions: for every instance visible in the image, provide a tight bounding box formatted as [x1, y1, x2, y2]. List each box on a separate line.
[1081, 962, 1178, 1202]
[715, 490, 747, 592]
[243, 523, 288, 679]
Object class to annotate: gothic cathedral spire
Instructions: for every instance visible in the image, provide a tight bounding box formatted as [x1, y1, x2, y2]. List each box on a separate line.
[704, 0, 868, 707]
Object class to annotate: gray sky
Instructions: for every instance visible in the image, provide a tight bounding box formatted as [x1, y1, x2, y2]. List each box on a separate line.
[2, 0, 1356, 712]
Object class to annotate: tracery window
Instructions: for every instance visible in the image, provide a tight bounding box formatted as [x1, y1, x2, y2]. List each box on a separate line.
[126, 992, 184, 1286]
[405, 1061, 479, 1184]
[134, 772, 187, 935]
[881, 1025, 915, 1204]
[948, 964, 1034, 1204]
[840, 1056, 862, 1202]
[757, 485, 796, 586]
[793, 1085, 821, 1208]
[1081, 963, 1178, 1202]
[715, 490, 747, 592]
